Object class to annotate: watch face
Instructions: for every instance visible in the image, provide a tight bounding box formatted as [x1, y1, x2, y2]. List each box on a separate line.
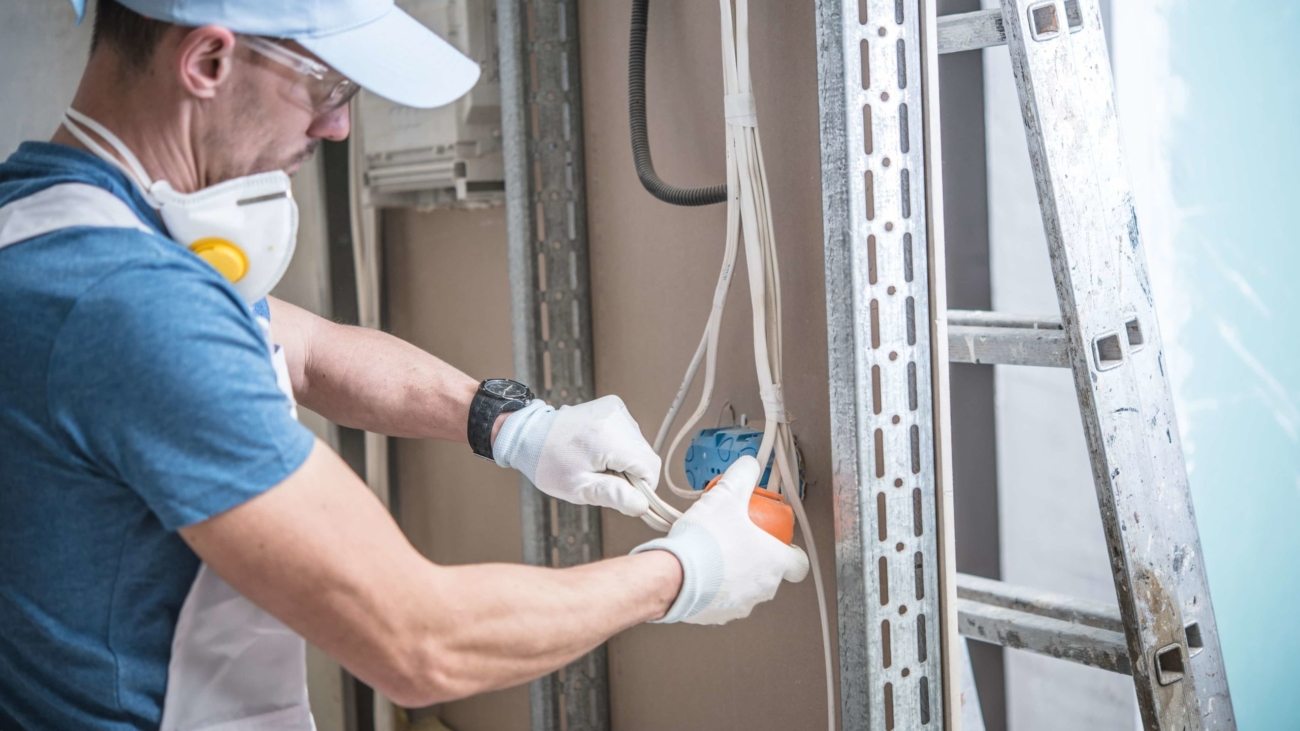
[484, 379, 530, 400]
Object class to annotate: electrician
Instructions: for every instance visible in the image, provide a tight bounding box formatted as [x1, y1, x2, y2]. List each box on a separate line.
[0, 0, 808, 727]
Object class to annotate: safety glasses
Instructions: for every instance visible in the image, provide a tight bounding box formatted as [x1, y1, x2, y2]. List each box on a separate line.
[241, 36, 361, 114]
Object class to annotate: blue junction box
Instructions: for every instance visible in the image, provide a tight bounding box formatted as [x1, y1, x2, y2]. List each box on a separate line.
[683, 426, 775, 491]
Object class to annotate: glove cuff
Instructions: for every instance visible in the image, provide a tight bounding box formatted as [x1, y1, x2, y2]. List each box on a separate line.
[631, 522, 724, 624]
[492, 399, 552, 473]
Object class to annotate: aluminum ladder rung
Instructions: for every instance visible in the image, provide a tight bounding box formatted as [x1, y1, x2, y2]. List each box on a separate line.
[937, 9, 1007, 54]
[958, 602, 1130, 675]
[947, 310, 1068, 367]
[938, 1, 1083, 55]
[957, 572, 1122, 632]
[957, 573, 1129, 673]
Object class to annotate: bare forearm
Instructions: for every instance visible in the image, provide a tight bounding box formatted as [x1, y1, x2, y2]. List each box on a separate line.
[299, 322, 479, 441]
[184, 443, 682, 709]
[400, 551, 681, 703]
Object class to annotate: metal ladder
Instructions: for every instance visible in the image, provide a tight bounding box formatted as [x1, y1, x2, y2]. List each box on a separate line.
[816, 1, 1235, 728]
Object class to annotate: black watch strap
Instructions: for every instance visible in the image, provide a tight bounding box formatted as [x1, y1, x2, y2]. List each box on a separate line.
[468, 379, 534, 461]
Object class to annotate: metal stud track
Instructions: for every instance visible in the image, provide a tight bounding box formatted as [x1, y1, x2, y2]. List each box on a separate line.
[499, 1, 609, 729]
[816, 1, 947, 727]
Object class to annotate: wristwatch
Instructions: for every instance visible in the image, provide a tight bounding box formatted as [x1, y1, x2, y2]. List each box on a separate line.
[468, 378, 534, 461]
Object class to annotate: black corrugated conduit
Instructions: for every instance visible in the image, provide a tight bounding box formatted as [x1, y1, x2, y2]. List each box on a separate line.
[628, 0, 728, 206]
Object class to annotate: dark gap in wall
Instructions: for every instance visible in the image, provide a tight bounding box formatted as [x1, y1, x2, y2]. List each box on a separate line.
[321, 137, 376, 731]
[937, 0, 1004, 727]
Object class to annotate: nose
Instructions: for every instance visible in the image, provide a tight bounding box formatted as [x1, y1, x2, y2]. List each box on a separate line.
[308, 103, 351, 142]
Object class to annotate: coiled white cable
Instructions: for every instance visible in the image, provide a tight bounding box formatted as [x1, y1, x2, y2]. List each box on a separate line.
[630, 2, 836, 727]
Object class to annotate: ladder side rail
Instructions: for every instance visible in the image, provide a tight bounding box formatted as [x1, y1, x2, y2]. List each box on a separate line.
[1064, 4, 1235, 726]
[1001, 0, 1196, 728]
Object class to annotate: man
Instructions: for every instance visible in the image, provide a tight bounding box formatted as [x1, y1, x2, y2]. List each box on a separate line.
[0, 0, 809, 728]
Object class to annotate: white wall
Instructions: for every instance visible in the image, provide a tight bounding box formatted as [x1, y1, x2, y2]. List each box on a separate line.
[0, 1, 88, 157]
[1111, 2, 1300, 726]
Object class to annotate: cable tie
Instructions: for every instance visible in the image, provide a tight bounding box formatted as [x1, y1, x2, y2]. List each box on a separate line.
[760, 383, 789, 423]
[724, 93, 757, 127]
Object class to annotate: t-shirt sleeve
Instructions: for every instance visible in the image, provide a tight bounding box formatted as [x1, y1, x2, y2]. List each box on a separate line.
[47, 256, 315, 530]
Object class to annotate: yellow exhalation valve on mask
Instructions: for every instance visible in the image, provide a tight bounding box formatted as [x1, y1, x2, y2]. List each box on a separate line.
[189, 238, 250, 284]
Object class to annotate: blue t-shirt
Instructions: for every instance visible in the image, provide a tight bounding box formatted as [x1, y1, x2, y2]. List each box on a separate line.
[0, 142, 315, 729]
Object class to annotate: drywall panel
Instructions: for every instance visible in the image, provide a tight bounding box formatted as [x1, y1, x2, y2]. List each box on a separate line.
[578, 1, 837, 729]
[383, 207, 531, 731]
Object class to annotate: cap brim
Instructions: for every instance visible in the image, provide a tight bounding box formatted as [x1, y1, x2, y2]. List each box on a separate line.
[296, 8, 480, 110]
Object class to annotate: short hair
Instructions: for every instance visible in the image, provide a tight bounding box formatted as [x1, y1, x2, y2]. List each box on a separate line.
[90, 0, 173, 71]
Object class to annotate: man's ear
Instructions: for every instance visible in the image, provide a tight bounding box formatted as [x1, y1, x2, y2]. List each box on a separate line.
[175, 25, 238, 100]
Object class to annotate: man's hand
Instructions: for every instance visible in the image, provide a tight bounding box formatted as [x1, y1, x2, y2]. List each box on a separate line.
[492, 395, 661, 517]
[631, 456, 809, 625]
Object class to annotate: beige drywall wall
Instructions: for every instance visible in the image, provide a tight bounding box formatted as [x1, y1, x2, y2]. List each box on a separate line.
[386, 1, 838, 728]
[383, 3, 838, 726]
[383, 206, 532, 730]
[580, 1, 839, 729]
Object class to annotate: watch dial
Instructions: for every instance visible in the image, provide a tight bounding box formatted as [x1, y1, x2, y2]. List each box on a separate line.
[486, 379, 530, 400]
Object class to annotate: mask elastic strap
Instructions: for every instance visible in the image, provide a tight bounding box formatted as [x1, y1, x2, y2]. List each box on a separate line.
[62, 108, 155, 192]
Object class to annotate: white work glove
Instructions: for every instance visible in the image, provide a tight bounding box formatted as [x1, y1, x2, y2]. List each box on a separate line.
[630, 456, 809, 625]
[493, 395, 661, 517]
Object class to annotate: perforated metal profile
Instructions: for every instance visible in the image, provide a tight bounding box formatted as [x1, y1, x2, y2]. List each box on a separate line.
[499, 1, 609, 729]
[816, 1, 945, 728]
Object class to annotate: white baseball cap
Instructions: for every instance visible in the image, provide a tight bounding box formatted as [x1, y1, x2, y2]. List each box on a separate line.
[69, 0, 481, 109]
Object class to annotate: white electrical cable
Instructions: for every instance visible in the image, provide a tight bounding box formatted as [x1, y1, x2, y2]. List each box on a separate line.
[631, 2, 836, 727]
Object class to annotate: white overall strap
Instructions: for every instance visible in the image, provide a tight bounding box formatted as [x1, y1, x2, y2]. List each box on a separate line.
[0, 181, 316, 729]
[158, 319, 314, 731]
[159, 566, 313, 731]
[0, 182, 152, 251]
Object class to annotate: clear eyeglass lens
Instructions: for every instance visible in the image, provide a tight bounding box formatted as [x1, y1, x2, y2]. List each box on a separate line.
[247, 37, 357, 114]
[324, 80, 361, 111]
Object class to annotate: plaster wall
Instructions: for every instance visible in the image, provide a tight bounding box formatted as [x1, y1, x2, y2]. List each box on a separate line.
[578, 1, 836, 728]
[382, 3, 842, 729]
[383, 206, 531, 731]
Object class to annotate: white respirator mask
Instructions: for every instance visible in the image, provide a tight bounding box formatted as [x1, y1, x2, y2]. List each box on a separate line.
[62, 108, 298, 304]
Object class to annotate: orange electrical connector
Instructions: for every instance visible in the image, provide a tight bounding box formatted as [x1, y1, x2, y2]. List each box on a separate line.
[703, 475, 795, 545]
